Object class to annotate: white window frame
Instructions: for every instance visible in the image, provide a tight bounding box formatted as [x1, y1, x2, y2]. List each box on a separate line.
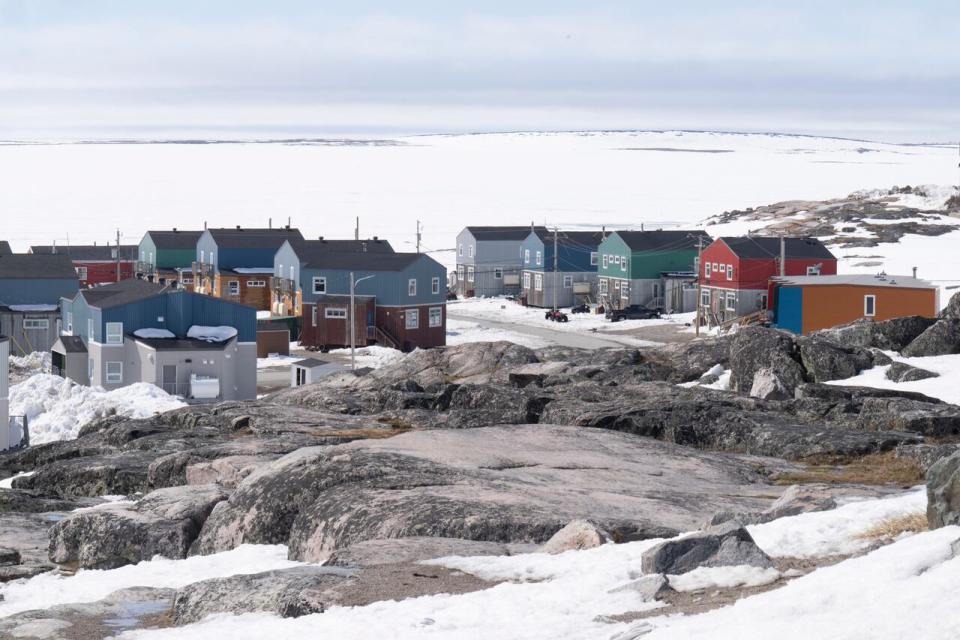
[493, 267, 503, 280]
[864, 295, 877, 317]
[456, 265, 465, 283]
[458, 244, 463, 257]
[405, 308, 419, 329]
[247, 279, 266, 288]
[523, 272, 531, 289]
[75, 266, 88, 280]
[524, 249, 530, 264]
[23, 317, 49, 330]
[432, 277, 441, 294]
[613, 255, 620, 265]
[725, 292, 737, 312]
[408, 278, 417, 296]
[602, 255, 608, 269]
[105, 322, 123, 344]
[563, 275, 573, 288]
[324, 307, 347, 319]
[621, 283, 629, 299]
[534, 273, 543, 291]
[181, 276, 194, 285]
[535, 251, 542, 266]
[428, 306, 442, 328]
[105, 361, 123, 384]
[65, 311, 73, 334]
[705, 262, 712, 277]
[87, 318, 94, 338]
[228, 280, 240, 296]
[467, 267, 475, 283]
[701, 289, 711, 307]
[621, 257, 627, 272]
[590, 252, 598, 266]
[599, 279, 608, 294]
[313, 277, 326, 294]
[807, 265, 821, 276]
[468, 245, 474, 258]
[726, 264, 733, 280]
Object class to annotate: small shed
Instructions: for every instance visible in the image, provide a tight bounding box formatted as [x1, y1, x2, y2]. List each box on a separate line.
[256, 321, 291, 358]
[772, 274, 939, 335]
[291, 357, 331, 387]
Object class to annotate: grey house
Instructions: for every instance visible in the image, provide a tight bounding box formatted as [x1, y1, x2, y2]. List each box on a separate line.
[454, 226, 548, 297]
[0, 254, 79, 356]
[53, 279, 257, 401]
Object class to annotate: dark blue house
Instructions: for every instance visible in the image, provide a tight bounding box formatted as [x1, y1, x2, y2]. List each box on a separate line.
[0, 253, 79, 355]
[520, 230, 604, 307]
[53, 279, 257, 400]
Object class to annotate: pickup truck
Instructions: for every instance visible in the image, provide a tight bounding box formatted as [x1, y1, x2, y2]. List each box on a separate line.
[605, 305, 661, 322]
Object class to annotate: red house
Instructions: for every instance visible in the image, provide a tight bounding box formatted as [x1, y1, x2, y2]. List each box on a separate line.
[699, 236, 837, 322]
[30, 245, 139, 287]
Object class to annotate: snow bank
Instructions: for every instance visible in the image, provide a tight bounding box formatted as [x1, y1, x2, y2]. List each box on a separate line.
[9, 351, 49, 372]
[446, 318, 550, 348]
[667, 566, 781, 592]
[827, 352, 960, 405]
[327, 345, 403, 369]
[0, 545, 302, 619]
[187, 325, 238, 342]
[133, 328, 175, 339]
[0, 471, 34, 489]
[9, 374, 186, 444]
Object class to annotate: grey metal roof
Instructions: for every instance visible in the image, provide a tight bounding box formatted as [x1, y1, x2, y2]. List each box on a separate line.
[133, 337, 228, 351]
[531, 230, 607, 248]
[720, 236, 836, 260]
[466, 226, 549, 241]
[292, 357, 328, 368]
[31, 245, 138, 261]
[0, 242, 11, 256]
[79, 279, 168, 309]
[296, 238, 394, 256]
[207, 227, 305, 249]
[615, 230, 711, 252]
[773, 274, 936, 289]
[56, 336, 88, 353]
[300, 251, 431, 271]
[0, 254, 78, 279]
[146, 230, 205, 250]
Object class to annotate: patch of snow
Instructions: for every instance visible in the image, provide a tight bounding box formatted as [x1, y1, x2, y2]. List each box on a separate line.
[8, 351, 49, 372]
[133, 328, 175, 339]
[327, 345, 403, 369]
[187, 325, 238, 343]
[0, 471, 34, 489]
[826, 351, 960, 405]
[667, 566, 782, 592]
[0, 545, 302, 619]
[256, 310, 272, 320]
[232, 268, 275, 274]
[748, 487, 926, 559]
[7, 304, 58, 312]
[8, 374, 186, 444]
[257, 354, 302, 369]
[446, 318, 550, 348]
[70, 495, 136, 512]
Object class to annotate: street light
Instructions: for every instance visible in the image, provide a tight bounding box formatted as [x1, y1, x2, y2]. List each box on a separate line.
[349, 272, 375, 371]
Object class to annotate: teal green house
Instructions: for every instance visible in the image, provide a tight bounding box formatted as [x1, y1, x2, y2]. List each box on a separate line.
[137, 229, 205, 286]
[596, 230, 710, 312]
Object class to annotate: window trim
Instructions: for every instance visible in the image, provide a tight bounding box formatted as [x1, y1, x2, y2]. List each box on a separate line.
[621, 257, 627, 272]
[726, 264, 733, 280]
[535, 250, 542, 266]
[428, 306, 443, 328]
[701, 289, 711, 307]
[23, 317, 49, 330]
[247, 279, 266, 288]
[523, 272, 531, 289]
[408, 278, 417, 296]
[405, 308, 419, 329]
[864, 294, 877, 317]
[704, 262, 712, 277]
[725, 292, 737, 312]
[312, 276, 327, 295]
[807, 265, 821, 276]
[493, 267, 503, 280]
[534, 273, 543, 291]
[599, 279, 608, 294]
[228, 280, 241, 296]
[105, 322, 123, 345]
[563, 275, 573, 288]
[590, 252, 598, 266]
[105, 361, 123, 384]
[432, 276, 441, 294]
[467, 266, 475, 283]
[75, 266, 88, 280]
[324, 307, 347, 319]
[602, 254, 608, 269]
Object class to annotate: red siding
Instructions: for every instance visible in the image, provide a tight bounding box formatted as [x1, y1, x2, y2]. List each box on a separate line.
[376, 305, 446, 352]
[701, 239, 837, 292]
[300, 300, 373, 349]
[75, 261, 136, 287]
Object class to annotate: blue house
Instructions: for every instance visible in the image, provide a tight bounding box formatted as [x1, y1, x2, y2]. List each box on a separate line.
[287, 249, 447, 352]
[194, 227, 304, 311]
[0, 254, 79, 356]
[520, 230, 604, 307]
[53, 279, 257, 400]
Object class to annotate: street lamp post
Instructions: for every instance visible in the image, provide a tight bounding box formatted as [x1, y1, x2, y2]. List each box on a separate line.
[349, 272, 376, 370]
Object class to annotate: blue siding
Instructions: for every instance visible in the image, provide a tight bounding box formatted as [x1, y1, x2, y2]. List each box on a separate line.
[520, 232, 599, 273]
[302, 256, 446, 306]
[219, 247, 278, 270]
[520, 233, 547, 271]
[775, 287, 804, 334]
[61, 294, 100, 341]
[0, 279, 78, 306]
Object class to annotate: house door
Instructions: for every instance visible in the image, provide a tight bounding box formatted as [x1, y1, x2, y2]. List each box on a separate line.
[295, 368, 305, 386]
[162, 365, 177, 395]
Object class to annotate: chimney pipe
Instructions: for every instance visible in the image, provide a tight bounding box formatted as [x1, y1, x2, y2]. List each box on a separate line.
[269, 218, 272, 229]
[173, 227, 177, 232]
[913, 266, 918, 279]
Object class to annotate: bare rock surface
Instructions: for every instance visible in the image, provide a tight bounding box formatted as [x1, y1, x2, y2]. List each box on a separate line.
[886, 362, 939, 382]
[640, 522, 774, 575]
[326, 537, 535, 567]
[927, 451, 960, 528]
[539, 520, 609, 554]
[903, 319, 960, 357]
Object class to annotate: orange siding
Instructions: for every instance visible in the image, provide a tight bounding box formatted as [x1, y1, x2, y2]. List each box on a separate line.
[801, 285, 937, 334]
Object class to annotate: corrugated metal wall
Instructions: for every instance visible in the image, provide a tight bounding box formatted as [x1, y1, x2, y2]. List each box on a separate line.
[775, 287, 804, 334]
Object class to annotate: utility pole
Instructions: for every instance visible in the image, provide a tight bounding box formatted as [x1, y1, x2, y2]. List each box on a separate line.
[779, 236, 786, 277]
[695, 235, 704, 337]
[553, 227, 559, 312]
[115, 229, 121, 282]
[355, 217, 359, 241]
[416, 220, 422, 254]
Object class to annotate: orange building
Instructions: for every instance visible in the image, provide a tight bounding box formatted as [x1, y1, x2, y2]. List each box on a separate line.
[772, 274, 939, 335]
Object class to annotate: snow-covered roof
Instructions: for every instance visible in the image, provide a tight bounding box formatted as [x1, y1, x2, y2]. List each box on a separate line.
[231, 267, 276, 275]
[187, 325, 238, 342]
[773, 274, 936, 289]
[7, 304, 59, 312]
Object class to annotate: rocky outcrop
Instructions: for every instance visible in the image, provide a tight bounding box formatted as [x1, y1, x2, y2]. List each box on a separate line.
[729, 327, 806, 396]
[798, 337, 873, 382]
[812, 316, 935, 352]
[762, 484, 837, 520]
[326, 537, 534, 567]
[856, 397, 960, 436]
[192, 425, 782, 562]
[940, 292, 960, 321]
[927, 452, 960, 529]
[539, 520, 609, 554]
[886, 362, 939, 382]
[640, 522, 774, 575]
[49, 484, 228, 569]
[902, 319, 960, 357]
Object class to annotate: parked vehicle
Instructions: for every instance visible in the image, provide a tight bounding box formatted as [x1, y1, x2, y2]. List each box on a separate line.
[606, 305, 661, 322]
[570, 303, 590, 314]
[544, 309, 569, 323]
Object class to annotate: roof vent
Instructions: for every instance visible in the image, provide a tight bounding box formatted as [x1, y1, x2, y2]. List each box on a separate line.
[236, 225, 241, 230]
[889, 279, 897, 285]
[373, 236, 378, 241]
[318, 236, 324, 241]
[173, 227, 177, 232]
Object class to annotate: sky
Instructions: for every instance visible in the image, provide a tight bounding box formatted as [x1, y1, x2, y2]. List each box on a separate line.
[0, 0, 957, 142]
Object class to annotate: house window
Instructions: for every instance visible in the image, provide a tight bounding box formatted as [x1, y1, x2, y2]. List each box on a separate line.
[88, 358, 94, 378]
[590, 252, 598, 266]
[228, 281, 240, 296]
[467, 267, 474, 283]
[65, 311, 73, 334]
[864, 295, 876, 317]
[105, 361, 123, 384]
[408, 279, 417, 296]
[313, 277, 326, 294]
[247, 280, 266, 287]
[494, 267, 503, 280]
[599, 279, 608, 294]
[614, 255, 620, 265]
[181, 276, 194, 285]
[705, 262, 712, 277]
[468, 245, 474, 258]
[457, 265, 465, 283]
[621, 258, 627, 272]
[726, 292, 737, 312]
[621, 282, 629, 299]
[535, 251, 542, 266]
[726, 264, 733, 280]
[524, 249, 530, 264]
[759, 293, 769, 309]
[602, 255, 608, 269]
[311, 306, 317, 326]
[87, 318, 94, 339]
[807, 265, 821, 276]
[701, 289, 711, 307]
[432, 277, 441, 294]
[429, 306, 443, 327]
[23, 317, 48, 330]
[458, 244, 463, 257]
[324, 307, 347, 319]
[523, 272, 531, 289]
[76, 266, 88, 280]
[405, 309, 419, 329]
[105, 322, 123, 344]
[534, 274, 543, 291]
[563, 275, 573, 288]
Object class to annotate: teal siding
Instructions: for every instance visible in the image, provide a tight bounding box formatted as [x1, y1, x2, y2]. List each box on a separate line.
[775, 287, 804, 334]
[597, 234, 631, 279]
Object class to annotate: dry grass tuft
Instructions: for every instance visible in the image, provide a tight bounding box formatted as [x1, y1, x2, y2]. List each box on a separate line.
[772, 452, 925, 486]
[855, 512, 928, 542]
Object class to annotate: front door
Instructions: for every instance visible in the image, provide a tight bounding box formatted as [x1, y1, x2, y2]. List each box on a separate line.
[162, 365, 177, 395]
